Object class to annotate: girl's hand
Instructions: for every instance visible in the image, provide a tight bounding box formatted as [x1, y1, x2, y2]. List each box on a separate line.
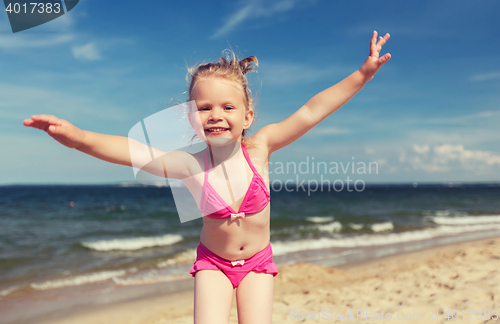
[359, 30, 391, 81]
[23, 115, 85, 149]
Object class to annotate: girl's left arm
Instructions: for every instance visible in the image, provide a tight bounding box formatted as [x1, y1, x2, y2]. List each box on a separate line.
[257, 31, 391, 153]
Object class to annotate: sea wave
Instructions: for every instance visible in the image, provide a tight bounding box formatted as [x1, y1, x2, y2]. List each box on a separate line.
[30, 270, 127, 290]
[112, 273, 191, 285]
[81, 234, 183, 251]
[306, 216, 334, 223]
[371, 222, 394, 232]
[271, 223, 500, 256]
[349, 223, 364, 230]
[156, 249, 197, 268]
[430, 215, 500, 225]
[316, 222, 342, 233]
[0, 285, 19, 297]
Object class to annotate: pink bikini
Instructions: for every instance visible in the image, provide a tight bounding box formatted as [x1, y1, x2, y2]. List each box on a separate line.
[199, 142, 270, 219]
[190, 241, 277, 288]
[190, 143, 277, 288]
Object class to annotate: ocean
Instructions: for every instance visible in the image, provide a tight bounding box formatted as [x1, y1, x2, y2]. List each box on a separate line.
[1, 183, 500, 322]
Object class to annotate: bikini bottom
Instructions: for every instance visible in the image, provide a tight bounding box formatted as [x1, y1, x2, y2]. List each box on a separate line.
[190, 242, 278, 288]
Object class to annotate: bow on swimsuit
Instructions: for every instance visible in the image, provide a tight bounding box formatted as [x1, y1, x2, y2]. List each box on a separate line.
[190, 143, 278, 288]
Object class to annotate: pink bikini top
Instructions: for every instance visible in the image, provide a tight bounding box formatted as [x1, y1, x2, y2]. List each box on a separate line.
[200, 143, 270, 220]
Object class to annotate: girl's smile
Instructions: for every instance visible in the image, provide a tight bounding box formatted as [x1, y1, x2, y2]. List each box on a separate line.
[205, 127, 230, 135]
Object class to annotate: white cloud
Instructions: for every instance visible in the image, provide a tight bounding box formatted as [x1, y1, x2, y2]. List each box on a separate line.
[403, 128, 499, 149]
[70, 38, 135, 62]
[428, 110, 499, 124]
[211, 4, 253, 40]
[470, 71, 500, 82]
[0, 83, 124, 121]
[259, 61, 351, 86]
[433, 144, 500, 166]
[39, 9, 74, 29]
[72, 43, 101, 61]
[373, 158, 387, 167]
[270, 137, 500, 182]
[0, 34, 74, 49]
[413, 144, 429, 154]
[210, 0, 315, 39]
[403, 144, 500, 173]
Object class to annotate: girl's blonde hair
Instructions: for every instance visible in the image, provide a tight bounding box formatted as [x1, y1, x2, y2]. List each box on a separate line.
[187, 51, 258, 138]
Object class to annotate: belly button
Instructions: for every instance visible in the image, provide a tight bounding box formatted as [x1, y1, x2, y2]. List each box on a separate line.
[240, 246, 244, 251]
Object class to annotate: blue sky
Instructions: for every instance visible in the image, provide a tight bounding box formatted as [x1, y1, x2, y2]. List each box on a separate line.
[1, 0, 499, 185]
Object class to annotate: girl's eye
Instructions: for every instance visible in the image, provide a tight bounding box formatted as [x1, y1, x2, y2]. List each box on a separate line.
[200, 107, 210, 111]
[224, 106, 234, 110]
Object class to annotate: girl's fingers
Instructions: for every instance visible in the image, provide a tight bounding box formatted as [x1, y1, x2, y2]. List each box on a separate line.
[369, 32, 390, 60]
[31, 114, 61, 125]
[24, 120, 46, 130]
[377, 33, 390, 47]
[370, 30, 378, 49]
[46, 122, 66, 134]
[25, 115, 63, 130]
[378, 53, 391, 65]
[47, 124, 59, 135]
[24, 119, 59, 133]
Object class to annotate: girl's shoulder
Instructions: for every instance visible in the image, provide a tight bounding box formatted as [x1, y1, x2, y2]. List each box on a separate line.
[183, 149, 205, 176]
[156, 150, 201, 180]
[243, 135, 271, 162]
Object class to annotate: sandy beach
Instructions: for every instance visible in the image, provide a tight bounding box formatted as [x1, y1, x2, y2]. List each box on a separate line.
[29, 236, 500, 324]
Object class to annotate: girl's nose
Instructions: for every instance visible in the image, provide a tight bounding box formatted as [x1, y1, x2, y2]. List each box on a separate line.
[209, 108, 223, 121]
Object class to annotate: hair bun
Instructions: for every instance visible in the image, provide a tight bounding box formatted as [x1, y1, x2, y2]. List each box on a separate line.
[239, 56, 258, 75]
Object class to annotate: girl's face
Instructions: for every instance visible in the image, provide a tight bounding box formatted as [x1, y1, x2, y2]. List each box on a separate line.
[190, 77, 253, 145]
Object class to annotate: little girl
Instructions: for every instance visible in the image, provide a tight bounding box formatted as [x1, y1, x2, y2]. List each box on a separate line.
[24, 31, 390, 324]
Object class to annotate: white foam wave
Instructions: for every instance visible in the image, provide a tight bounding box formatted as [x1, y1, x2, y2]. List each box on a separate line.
[156, 249, 197, 268]
[430, 215, 500, 225]
[306, 216, 334, 223]
[0, 285, 19, 297]
[31, 270, 126, 290]
[371, 222, 394, 232]
[317, 222, 342, 233]
[81, 234, 183, 251]
[271, 223, 500, 256]
[349, 223, 364, 230]
[112, 274, 191, 286]
[434, 210, 454, 217]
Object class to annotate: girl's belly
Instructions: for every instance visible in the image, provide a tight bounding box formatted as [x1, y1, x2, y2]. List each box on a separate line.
[199, 204, 271, 260]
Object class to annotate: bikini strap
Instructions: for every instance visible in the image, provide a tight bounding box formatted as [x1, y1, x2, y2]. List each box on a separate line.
[204, 148, 210, 181]
[241, 143, 258, 173]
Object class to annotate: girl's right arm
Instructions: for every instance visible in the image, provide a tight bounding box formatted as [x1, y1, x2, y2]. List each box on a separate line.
[23, 115, 191, 179]
[255, 31, 390, 153]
